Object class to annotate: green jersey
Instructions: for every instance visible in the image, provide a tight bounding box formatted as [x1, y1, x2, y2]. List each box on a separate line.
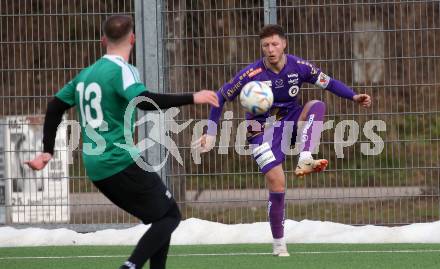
[56, 54, 145, 181]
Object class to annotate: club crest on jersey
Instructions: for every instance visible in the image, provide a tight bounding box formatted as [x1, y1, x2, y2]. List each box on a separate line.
[288, 85, 299, 97]
[275, 79, 284, 88]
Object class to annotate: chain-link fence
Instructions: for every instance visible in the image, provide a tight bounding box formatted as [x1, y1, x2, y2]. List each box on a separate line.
[162, 0, 440, 226]
[0, 0, 439, 230]
[0, 0, 137, 229]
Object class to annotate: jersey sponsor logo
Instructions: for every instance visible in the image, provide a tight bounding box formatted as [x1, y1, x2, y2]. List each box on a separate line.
[315, 72, 330, 88]
[288, 85, 299, 97]
[248, 67, 262, 78]
[239, 67, 255, 80]
[275, 79, 284, 88]
[287, 73, 298, 78]
[226, 80, 243, 98]
[261, 80, 272, 87]
[288, 78, 298, 85]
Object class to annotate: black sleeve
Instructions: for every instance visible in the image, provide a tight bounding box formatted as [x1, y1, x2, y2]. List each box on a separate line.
[43, 97, 72, 155]
[136, 91, 194, 110]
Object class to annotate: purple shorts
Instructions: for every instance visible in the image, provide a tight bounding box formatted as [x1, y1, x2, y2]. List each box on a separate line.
[247, 107, 303, 174]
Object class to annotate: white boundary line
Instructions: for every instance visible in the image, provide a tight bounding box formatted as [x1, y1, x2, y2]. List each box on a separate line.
[1, 249, 440, 260]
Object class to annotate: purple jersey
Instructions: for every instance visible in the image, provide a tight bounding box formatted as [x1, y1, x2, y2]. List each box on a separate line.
[207, 54, 355, 135]
[220, 55, 322, 111]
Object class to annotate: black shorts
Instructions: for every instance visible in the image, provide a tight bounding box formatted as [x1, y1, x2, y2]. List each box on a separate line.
[93, 161, 177, 224]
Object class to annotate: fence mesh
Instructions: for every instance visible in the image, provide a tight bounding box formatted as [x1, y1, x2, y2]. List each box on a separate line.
[0, 0, 439, 228]
[164, 0, 440, 225]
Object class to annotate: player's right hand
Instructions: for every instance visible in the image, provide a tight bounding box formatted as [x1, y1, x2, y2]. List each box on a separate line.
[353, 94, 372, 108]
[192, 134, 216, 153]
[24, 153, 52, 171]
[193, 90, 219, 107]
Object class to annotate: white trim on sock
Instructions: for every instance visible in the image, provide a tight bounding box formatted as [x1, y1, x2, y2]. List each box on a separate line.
[273, 238, 285, 244]
[299, 151, 312, 161]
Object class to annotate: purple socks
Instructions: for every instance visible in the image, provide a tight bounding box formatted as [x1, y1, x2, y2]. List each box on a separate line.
[301, 101, 325, 152]
[268, 192, 285, 239]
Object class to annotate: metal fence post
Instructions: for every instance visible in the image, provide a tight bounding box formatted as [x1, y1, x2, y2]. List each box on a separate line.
[134, 0, 168, 183]
[264, 0, 277, 25]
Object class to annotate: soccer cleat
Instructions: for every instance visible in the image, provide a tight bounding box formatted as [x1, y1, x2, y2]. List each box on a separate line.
[272, 241, 290, 257]
[119, 261, 136, 269]
[295, 157, 328, 177]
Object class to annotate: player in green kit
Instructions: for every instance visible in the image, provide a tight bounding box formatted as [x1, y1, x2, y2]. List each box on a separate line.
[25, 15, 219, 269]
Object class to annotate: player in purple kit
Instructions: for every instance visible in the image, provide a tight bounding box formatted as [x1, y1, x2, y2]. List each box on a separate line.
[195, 24, 371, 256]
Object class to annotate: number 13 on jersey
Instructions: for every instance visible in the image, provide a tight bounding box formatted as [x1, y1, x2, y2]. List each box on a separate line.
[76, 82, 104, 128]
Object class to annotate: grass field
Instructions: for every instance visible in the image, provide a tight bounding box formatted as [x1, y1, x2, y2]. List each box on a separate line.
[1, 244, 440, 269]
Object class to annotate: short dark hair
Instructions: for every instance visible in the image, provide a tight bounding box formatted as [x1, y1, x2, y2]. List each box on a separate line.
[259, 24, 286, 40]
[102, 15, 134, 42]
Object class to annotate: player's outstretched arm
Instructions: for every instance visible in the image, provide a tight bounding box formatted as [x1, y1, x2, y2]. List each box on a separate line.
[193, 90, 219, 107]
[322, 78, 357, 100]
[24, 97, 71, 170]
[353, 93, 372, 108]
[136, 90, 218, 110]
[322, 77, 372, 108]
[192, 90, 227, 153]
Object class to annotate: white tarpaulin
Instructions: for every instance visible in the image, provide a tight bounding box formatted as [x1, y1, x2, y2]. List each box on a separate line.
[4, 115, 69, 223]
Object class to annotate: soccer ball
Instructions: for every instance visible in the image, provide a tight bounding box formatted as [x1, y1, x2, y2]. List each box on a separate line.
[239, 81, 274, 115]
